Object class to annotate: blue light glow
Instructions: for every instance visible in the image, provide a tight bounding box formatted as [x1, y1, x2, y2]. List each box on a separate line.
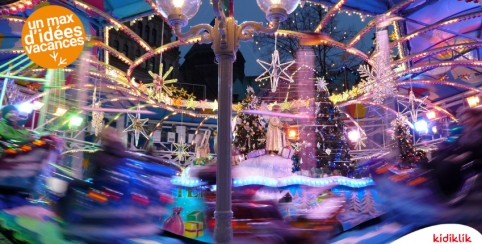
[415, 120, 428, 132]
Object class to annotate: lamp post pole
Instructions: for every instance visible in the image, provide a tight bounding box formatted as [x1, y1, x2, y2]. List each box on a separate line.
[159, 0, 293, 242]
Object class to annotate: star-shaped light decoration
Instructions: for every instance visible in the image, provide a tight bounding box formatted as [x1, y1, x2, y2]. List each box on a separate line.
[399, 89, 429, 123]
[316, 77, 329, 91]
[196, 99, 211, 111]
[354, 132, 367, 150]
[185, 98, 198, 110]
[172, 98, 183, 108]
[173, 138, 190, 162]
[255, 49, 295, 92]
[147, 63, 177, 96]
[280, 101, 291, 111]
[178, 88, 188, 97]
[147, 88, 155, 100]
[267, 101, 278, 111]
[211, 100, 218, 111]
[124, 106, 149, 147]
[342, 91, 349, 100]
[232, 102, 243, 112]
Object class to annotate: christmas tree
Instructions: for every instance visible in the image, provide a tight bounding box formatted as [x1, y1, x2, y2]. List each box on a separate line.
[348, 190, 362, 212]
[361, 189, 377, 216]
[391, 113, 424, 169]
[292, 77, 351, 175]
[233, 86, 266, 154]
[300, 190, 310, 209]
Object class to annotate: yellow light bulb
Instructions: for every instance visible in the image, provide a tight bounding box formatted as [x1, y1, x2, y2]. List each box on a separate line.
[173, 0, 184, 8]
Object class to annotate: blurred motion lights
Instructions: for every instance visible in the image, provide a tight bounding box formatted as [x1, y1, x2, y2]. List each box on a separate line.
[289, 129, 297, 138]
[18, 103, 33, 113]
[432, 126, 438, 134]
[33, 101, 44, 111]
[348, 130, 360, 142]
[415, 120, 428, 132]
[467, 96, 480, 107]
[69, 116, 83, 126]
[55, 107, 67, 116]
[426, 111, 436, 120]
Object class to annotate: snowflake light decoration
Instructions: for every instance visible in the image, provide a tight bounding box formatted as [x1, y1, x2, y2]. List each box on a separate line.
[358, 23, 396, 104]
[354, 131, 367, 150]
[358, 64, 396, 104]
[124, 106, 149, 147]
[255, 49, 295, 92]
[173, 138, 190, 161]
[147, 63, 177, 97]
[315, 77, 329, 91]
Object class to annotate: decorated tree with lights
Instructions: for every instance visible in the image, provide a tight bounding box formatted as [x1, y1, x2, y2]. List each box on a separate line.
[391, 114, 419, 169]
[233, 86, 266, 154]
[292, 78, 351, 175]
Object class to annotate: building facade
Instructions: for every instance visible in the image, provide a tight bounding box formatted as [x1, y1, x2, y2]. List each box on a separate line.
[107, 15, 181, 84]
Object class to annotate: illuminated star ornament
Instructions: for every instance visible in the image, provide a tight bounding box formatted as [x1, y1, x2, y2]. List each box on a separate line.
[316, 77, 329, 91]
[147, 63, 178, 97]
[255, 49, 295, 92]
[196, 99, 211, 111]
[124, 106, 149, 147]
[211, 100, 218, 111]
[185, 98, 198, 110]
[353, 131, 367, 150]
[173, 139, 190, 161]
[280, 101, 291, 111]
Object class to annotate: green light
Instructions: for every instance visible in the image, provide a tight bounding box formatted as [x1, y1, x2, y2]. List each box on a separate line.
[69, 116, 83, 126]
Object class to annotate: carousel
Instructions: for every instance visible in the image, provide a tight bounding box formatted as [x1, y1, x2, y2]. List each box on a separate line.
[0, 0, 481, 243]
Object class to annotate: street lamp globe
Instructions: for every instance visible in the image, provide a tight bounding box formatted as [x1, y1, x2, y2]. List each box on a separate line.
[156, 0, 201, 27]
[256, 0, 300, 22]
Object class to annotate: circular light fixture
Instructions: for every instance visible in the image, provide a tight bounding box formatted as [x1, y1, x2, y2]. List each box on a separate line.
[256, 0, 300, 22]
[156, 0, 202, 27]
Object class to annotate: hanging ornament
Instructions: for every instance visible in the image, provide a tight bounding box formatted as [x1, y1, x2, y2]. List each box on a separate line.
[316, 77, 329, 91]
[325, 148, 331, 155]
[255, 47, 295, 92]
[173, 139, 190, 162]
[147, 63, 178, 97]
[124, 106, 149, 147]
[91, 88, 104, 137]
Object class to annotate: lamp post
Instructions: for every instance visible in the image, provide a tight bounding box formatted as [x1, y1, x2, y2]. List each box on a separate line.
[157, 0, 298, 243]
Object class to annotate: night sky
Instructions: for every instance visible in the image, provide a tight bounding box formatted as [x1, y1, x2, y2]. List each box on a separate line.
[177, 0, 375, 76]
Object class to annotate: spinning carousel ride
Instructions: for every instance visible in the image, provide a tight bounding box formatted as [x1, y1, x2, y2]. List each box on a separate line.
[0, 0, 481, 243]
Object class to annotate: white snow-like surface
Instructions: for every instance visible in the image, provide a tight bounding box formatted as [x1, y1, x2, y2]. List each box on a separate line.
[184, 155, 295, 179]
[232, 155, 295, 179]
[330, 223, 403, 244]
